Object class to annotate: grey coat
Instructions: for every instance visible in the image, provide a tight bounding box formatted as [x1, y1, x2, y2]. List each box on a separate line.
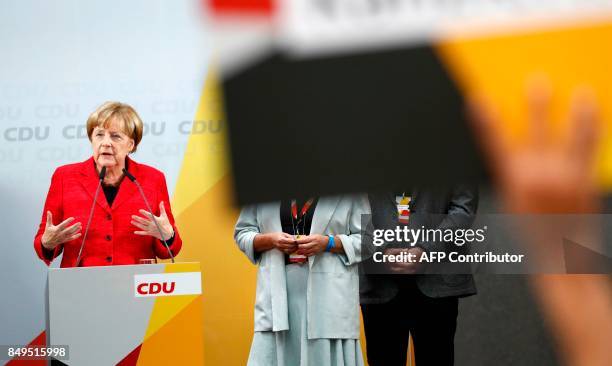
[234, 195, 371, 339]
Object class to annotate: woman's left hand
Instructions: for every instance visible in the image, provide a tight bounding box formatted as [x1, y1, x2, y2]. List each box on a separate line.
[131, 201, 174, 241]
[296, 234, 329, 257]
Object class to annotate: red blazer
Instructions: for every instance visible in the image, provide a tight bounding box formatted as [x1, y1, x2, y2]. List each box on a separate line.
[34, 157, 182, 267]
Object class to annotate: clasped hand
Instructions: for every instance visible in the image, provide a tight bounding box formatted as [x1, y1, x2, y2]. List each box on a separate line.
[266, 233, 330, 256]
[384, 247, 425, 274]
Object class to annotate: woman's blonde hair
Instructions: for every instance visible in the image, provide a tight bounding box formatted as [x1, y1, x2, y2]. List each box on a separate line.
[86, 101, 144, 152]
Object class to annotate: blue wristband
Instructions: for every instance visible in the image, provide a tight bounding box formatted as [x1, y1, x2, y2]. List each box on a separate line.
[325, 235, 335, 252]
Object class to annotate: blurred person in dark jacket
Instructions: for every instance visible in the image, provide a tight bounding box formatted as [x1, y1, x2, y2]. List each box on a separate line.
[360, 185, 479, 366]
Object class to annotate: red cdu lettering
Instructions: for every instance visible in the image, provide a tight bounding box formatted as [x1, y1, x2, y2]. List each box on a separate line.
[149, 283, 162, 294]
[137, 281, 176, 295]
[162, 282, 175, 294]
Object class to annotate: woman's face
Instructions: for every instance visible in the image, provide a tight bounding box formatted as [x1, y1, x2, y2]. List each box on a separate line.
[91, 118, 135, 170]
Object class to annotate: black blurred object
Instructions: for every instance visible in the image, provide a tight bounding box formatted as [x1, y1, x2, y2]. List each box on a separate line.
[223, 46, 486, 205]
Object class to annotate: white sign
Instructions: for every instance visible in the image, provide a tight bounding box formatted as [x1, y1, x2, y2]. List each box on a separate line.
[278, 0, 612, 56]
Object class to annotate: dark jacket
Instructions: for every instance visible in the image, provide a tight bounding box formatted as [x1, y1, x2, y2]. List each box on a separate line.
[360, 185, 478, 303]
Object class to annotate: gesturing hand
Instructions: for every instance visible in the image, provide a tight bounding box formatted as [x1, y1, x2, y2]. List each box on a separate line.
[41, 211, 82, 250]
[469, 79, 600, 213]
[131, 201, 174, 241]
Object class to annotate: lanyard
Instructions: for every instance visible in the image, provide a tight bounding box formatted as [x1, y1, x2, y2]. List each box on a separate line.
[291, 198, 314, 223]
[290, 198, 315, 236]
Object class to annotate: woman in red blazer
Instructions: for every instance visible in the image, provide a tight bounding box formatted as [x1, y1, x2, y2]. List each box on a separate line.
[34, 101, 182, 267]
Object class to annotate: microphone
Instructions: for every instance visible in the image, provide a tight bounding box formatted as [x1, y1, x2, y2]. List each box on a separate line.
[122, 168, 175, 263]
[75, 166, 106, 266]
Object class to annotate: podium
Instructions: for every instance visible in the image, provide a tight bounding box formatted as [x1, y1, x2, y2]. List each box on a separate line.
[46, 262, 204, 366]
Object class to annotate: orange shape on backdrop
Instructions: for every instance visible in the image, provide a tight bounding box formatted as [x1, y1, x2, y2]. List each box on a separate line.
[137, 297, 205, 365]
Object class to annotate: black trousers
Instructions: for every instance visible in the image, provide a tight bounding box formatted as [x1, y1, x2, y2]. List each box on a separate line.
[361, 281, 459, 366]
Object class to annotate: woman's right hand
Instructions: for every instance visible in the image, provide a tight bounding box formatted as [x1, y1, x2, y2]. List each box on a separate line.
[41, 211, 82, 250]
[254, 232, 297, 254]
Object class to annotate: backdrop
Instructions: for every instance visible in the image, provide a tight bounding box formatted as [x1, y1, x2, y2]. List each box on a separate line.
[0, 1, 581, 365]
[0, 1, 256, 365]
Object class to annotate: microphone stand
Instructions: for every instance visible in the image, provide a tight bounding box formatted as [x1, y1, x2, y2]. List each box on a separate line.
[75, 166, 106, 267]
[122, 168, 175, 263]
